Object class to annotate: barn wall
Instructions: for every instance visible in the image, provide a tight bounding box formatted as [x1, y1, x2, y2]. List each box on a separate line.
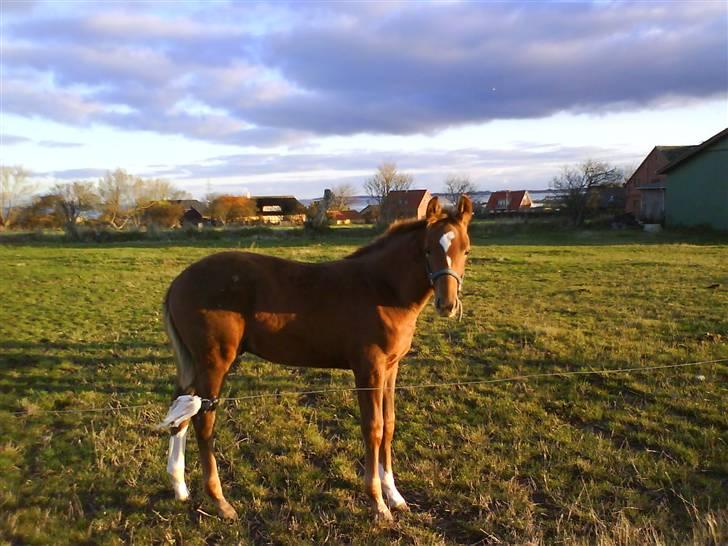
[666, 136, 728, 231]
[625, 148, 671, 216]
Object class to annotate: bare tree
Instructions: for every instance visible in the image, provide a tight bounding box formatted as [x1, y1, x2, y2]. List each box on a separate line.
[329, 183, 356, 211]
[364, 162, 413, 206]
[53, 181, 100, 239]
[98, 169, 134, 229]
[364, 162, 413, 224]
[99, 169, 189, 229]
[444, 174, 477, 207]
[1, 166, 36, 228]
[551, 159, 623, 226]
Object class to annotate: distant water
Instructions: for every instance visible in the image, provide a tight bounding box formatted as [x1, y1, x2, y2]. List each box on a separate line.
[301, 190, 556, 211]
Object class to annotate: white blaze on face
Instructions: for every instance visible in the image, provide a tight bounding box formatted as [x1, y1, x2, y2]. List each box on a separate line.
[167, 425, 190, 501]
[439, 230, 456, 268]
[378, 463, 407, 508]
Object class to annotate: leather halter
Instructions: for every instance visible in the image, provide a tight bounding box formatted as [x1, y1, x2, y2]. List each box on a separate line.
[424, 253, 464, 291]
[428, 267, 463, 290]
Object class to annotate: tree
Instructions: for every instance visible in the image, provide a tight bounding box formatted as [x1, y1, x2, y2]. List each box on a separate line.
[53, 181, 100, 239]
[98, 169, 134, 229]
[364, 162, 413, 206]
[551, 159, 623, 226]
[328, 183, 356, 211]
[98, 169, 190, 228]
[444, 174, 477, 207]
[364, 162, 413, 224]
[16, 194, 64, 229]
[144, 201, 184, 228]
[208, 195, 256, 225]
[1, 166, 36, 228]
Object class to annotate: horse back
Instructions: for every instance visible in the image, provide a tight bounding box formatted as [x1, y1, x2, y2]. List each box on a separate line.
[167, 251, 406, 369]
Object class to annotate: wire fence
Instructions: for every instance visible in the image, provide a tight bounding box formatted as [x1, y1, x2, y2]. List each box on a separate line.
[8, 357, 727, 418]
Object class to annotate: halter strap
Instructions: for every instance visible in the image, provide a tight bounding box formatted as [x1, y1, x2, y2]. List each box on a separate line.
[428, 267, 463, 288]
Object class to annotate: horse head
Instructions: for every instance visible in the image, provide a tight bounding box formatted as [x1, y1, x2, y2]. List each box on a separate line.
[423, 195, 473, 318]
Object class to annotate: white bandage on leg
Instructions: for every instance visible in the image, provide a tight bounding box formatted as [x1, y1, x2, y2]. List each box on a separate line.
[156, 395, 202, 430]
[378, 463, 406, 508]
[167, 425, 190, 501]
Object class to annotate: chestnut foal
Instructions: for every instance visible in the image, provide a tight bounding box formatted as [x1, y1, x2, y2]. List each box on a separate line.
[159, 196, 472, 521]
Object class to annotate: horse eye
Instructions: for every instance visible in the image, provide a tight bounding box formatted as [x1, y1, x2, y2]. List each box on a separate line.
[425, 250, 431, 256]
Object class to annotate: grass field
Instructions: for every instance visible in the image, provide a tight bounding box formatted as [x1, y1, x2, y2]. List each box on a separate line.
[1, 226, 727, 545]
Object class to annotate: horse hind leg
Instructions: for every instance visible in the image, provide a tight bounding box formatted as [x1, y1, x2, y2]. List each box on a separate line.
[160, 388, 199, 502]
[168, 419, 191, 501]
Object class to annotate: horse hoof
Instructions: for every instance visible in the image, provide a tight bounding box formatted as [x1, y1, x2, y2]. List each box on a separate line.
[215, 500, 238, 520]
[391, 500, 409, 512]
[374, 506, 394, 523]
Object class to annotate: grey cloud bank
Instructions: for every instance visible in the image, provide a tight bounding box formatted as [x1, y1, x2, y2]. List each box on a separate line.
[2, 1, 726, 145]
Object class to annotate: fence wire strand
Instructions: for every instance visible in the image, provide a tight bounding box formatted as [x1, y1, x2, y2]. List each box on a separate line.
[8, 357, 726, 417]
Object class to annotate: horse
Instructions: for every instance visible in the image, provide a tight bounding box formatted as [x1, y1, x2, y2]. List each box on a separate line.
[158, 195, 473, 522]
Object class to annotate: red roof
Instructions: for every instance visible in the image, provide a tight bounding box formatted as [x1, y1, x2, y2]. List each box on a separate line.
[328, 210, 362, 221]
[486, 190, 532, 211]
[382, 189, 431, 219]
[386, 189, 429, 208]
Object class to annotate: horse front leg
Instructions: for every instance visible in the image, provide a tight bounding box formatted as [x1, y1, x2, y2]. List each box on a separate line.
[192, 348, 238, 520]
[355, 368, 392, 522]
[378, 363, 408, 511]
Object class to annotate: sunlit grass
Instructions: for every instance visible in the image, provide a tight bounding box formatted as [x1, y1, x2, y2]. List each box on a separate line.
[1, 227, 726, 544]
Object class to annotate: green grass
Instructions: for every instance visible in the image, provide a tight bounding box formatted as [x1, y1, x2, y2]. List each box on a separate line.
[1, 226, 727, 545]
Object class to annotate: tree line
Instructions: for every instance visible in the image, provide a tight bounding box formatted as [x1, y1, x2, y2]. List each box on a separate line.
[1, 158, 627, 236]
[0, 167, 197, 237]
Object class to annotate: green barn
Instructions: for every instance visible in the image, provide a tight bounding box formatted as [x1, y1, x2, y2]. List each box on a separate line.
[662, 127, 728, 231]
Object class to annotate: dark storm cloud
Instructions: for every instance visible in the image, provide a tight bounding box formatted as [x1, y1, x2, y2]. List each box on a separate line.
[2, 1, 726, 143]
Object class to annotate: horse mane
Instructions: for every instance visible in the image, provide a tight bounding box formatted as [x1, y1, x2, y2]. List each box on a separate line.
[346, 212, 453, 260]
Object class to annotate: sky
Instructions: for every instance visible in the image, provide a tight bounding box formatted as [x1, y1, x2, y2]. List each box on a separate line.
[1, 0, 727, 199]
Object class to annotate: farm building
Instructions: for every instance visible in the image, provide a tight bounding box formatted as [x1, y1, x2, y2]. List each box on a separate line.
[165, 199, 208, 228]
[253, 196, 306, 224]
[485, 190, 533, 212]
[661, 127, 728, 231]
[181, 207, 204, 227]
[381, 189, 432, 221]
[624, 145, 696, 221]
[359, 204, 380, 224]
[327, 209, 364, 225]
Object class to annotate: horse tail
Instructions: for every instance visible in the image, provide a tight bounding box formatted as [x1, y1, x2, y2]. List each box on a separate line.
[163, 293, 196, 392]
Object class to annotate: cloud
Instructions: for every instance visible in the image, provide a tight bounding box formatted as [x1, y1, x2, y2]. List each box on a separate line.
[2, 134, 32, 145]
[37, 140, 83, 148]
[39, 168, 108, 180]
[1, 1, 725, 144]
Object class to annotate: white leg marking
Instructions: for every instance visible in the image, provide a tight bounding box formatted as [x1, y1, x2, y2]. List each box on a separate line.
[167, 426, 190, 501]
[378, 463, 407, 508]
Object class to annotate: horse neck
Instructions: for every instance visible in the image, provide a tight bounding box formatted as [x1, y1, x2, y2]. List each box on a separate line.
[362, 227, 432, 310]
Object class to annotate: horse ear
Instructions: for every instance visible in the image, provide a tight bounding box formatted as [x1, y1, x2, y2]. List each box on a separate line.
[425, 197, 442, 223]
[456, 195, 473, 225]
